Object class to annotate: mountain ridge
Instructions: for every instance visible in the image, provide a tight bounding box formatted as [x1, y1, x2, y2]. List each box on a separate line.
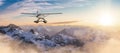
[0, 24, 87, 48]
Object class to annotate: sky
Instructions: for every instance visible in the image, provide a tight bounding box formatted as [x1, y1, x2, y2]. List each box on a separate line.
[0, 0, 120, 26]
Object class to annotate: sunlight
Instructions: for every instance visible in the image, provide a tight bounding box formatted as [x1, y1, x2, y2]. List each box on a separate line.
[98, 11, 115, 26]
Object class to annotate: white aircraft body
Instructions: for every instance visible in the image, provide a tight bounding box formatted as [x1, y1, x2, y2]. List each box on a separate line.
[21, 11, 62, 23]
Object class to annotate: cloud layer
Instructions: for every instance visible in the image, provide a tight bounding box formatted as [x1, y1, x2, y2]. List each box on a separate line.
[0, 0, 4, 6]
[6, 0, 98, 12]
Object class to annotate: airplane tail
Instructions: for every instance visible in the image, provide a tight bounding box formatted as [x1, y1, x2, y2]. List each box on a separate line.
[36, 10, 39, 15]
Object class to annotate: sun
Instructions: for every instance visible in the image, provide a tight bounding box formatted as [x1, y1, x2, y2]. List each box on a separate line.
[98, 11, 115, 26]
[99, 17, 114, 26]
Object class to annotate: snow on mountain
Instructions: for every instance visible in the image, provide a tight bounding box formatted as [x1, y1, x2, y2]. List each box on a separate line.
[0, 24, 109, 49]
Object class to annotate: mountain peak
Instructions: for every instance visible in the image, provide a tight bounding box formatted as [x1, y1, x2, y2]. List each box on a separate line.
[7, 24, 18, 27]
[7, 24, 22, 30]
[0, 24, 108, 48]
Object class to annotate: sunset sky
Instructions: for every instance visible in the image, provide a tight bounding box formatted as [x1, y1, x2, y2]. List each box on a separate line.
[0, 0, 120, 26]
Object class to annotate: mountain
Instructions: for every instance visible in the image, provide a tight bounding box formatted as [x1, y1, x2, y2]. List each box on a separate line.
[0, 24, 86, 48]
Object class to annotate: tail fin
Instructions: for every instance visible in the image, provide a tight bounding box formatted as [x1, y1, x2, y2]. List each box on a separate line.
[36, 10, 39, 14]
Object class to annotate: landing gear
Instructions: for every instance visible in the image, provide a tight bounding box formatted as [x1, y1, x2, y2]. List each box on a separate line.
[34, 18, 47, 23]
[42, 18, 47, 23]
[43, 20, 47, 23]
[34, 18, 40, 23]
[34, 20, 39, 23]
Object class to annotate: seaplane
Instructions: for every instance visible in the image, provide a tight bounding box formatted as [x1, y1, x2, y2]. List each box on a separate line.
[21, 11, 62, 23]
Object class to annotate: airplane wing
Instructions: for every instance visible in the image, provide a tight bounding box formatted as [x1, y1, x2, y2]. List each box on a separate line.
[21, 13, 62, 15]
[41, 13, 62, 15]
[21, 13, 37, 15]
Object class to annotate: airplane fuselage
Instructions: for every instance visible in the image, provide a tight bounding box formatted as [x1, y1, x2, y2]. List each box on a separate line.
[21, 11, 62, 23]
[34, 14, 47, 23]
[36, 14, 41, 17]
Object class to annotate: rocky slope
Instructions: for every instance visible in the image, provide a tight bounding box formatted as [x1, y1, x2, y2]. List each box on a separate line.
[0, 24, 86, 48]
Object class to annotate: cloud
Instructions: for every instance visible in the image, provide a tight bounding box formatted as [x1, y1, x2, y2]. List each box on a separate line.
[0, 0, 4, 6]
[0, 0, 100, 25]
[5, 0, 98, 12]
[48, 21, 79, 24]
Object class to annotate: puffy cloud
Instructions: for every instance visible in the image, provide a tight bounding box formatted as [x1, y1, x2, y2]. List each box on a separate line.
[6, 0, 98, 12]
[0, 0, 4, 6]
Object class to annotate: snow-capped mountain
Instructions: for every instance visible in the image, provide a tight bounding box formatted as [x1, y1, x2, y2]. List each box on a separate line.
[0, 24, 87, 48]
